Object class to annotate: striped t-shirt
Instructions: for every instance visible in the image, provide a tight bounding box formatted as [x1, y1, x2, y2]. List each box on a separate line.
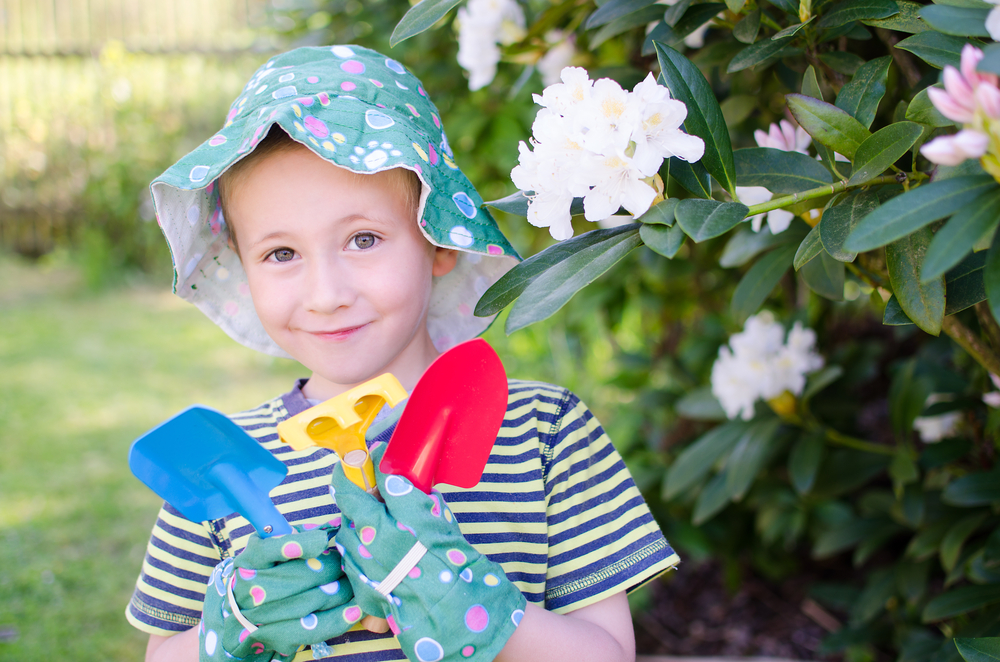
[126, 379, 679, 660]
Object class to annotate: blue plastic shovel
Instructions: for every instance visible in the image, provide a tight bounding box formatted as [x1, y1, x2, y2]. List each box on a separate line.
[129, 405, 293, 538]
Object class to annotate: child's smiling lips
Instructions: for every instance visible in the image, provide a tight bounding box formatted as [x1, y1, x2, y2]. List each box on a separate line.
[307, 323, 370, 340]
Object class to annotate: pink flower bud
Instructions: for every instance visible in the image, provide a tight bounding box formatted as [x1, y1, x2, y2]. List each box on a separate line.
[953, 128, 990, 157]
[920, 129, 990, 165]
[943, 66, 976, 111]
[927, 86, 975, 123]
[960, 44, 985, 88]
[976, 83, 1000, 119]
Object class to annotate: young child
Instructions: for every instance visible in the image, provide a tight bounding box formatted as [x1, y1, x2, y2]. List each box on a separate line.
[126, 45, 679, 662]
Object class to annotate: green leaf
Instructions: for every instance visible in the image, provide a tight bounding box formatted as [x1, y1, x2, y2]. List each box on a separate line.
[773, 17, 815, 38]
[821, 190, 880, 261]
[923, 188, 1000, 282]
[789, 431, 825, 494]
[943, 471, 1000, 506]
[883, 295, 913, 325]
[804, 365, 845, 401]
[721, 95, 759, 125]
[987, 227, 1000, 323]
[671, 3, 727, 43]
[664, 419, 749, 498]
[640, 222, 686, 258]
[845, 176, 998, 252]
[836, 56, 892, 128]
[985, 527, 1000, 565]
[693, 470, 733, 524]
[676, 200, 750, 242]
[769, 0, 800, 14]
[391, 0, 464, 46]
[941, 513, 989, 572]
[924, 585, 1000, 622]
[734, 147, 834, 193]
[848, 121, 923, 185]
[980, 43, 1000, 75]
[818, 0, 899, 28]
[656, 43, 737, 197]
[731, 243, 797, 322]
[728, 35, 796, 72]
[887, 227, 946, 335]
[786, 93, 872, 160]
[638, 198, 678, 225]
[920, 4, 992, 36]
[814, 517, 888, 557]
[819, 51, 867, 75]
[728, 0, 748, 13]
[505, 228, 642, 333]
[586, 0, 659, 28]
[664, 0, 693, 25]
[674, 386, 729, 421]
[720, 222, 808, 267]
[955, 638, 1000, 662]
[897, 31, 970, 69]
[734, 8, 762, 42]
[590, 5, 668, 48]
[475, 225, 635, 317]
[668, 157, 713, 198]
[907, 86, 955, 127]
[862, 0, 930, 32]
[802, 64, 826, 101]
[795, 223, 824, 269]
[801, 249, 846, 299]
[946, 259, 987, 314]
[726, 418, 783, 500]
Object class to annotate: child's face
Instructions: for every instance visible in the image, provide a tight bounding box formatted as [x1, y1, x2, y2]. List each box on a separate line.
[226, 145, 456, 399]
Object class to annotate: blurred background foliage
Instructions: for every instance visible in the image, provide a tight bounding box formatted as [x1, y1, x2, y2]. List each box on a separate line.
[3, 0, 1000, 661]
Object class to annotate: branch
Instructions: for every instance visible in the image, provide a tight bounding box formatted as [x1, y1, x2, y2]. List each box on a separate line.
[744, 172, 928, 216]
[942, 315, 1000, 377]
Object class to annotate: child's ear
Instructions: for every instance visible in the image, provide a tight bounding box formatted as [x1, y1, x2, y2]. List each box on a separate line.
[432, 247, 459, 277]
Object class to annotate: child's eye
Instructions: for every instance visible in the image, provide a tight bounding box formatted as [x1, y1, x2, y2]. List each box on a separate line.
[269, 248, 296, 262]
[350, 233, 378, 250]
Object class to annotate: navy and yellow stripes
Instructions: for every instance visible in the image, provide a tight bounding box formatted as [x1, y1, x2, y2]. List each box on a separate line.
[126, 379, 679, 658]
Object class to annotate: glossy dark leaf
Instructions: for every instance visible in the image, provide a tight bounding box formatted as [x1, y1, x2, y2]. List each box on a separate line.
[861, 0, 930, 32]
[475, 225, 637, 317]
[669, 157, 713, 198]
[656, 42, 737, 196]
[671, 3, 727, 43]
[773, 17, 814, 39]
[835, 56, 892, 128]
[923, 584, 1000, 622]
[676, 200, 749, 242]
[789, 431, 825, 495]
[726, 418, 783, 500]
[506, 227, 642, 333]
[941, 513, 989, 572]
[693, 470, 734, 525]
[795, 223, 825, 270]
[942, 471, 1000, 506]
[987, 227, 1000, 324]
[734, 8, 762, 42]
[906, 85, 955, 127]
[819, 51, 866, 75]
[391, 0, 465, 45]
[801, 249, 846, 300]
[945, 262, 987, 314]
[980, 43, 1000, 75]
[734, 147, 834, 193]
[664, 419, 748, 498]
[586, 0, 659, 28]
[887, 227, 945, 335]
[818, 0, 899, 28]
[955, 638, 1000, 662]
[821, 190, 880, 261]
[922, 188, 1000, 282]
[896, 31, 969, 69]
[768, 0, 799, 15]
[786, 93, 872, 159]
[848, 121, 923, 185]
[845, 175, 997, 252]
[731, 243, 797, 322]
[590, 5, 668, 48]
[638, 198, 678, 225]
[728, 36, 796, 72]
[640, 222, 686, 258]
[919, 4, 991, 37]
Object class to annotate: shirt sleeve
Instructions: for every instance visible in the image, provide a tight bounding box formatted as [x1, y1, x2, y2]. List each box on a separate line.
[540, 390, 680, 613]
[125, 502, 225, 636]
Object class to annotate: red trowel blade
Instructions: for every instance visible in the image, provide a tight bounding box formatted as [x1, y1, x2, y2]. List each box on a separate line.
[379, 339, 508, 494]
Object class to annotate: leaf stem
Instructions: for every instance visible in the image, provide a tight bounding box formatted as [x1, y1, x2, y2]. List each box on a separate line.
[745, 172, 929, 216]
[823, 427, 896, 455]
[942, 315, 1000, 377]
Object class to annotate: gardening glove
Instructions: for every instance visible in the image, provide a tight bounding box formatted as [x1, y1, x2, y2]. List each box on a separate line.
[200, 523, 363, 662]
[332, 442, 527, 662]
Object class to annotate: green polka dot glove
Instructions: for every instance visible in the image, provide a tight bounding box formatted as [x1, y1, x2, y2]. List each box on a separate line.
[200, 522, 361, 661]
[331, 443, 527, 662]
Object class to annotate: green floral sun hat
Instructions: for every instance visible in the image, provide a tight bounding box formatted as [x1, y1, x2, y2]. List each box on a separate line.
[151, 45, 520, 357]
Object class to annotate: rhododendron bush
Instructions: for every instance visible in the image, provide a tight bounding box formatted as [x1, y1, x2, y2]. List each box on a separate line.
[274, 1, 1000, 659]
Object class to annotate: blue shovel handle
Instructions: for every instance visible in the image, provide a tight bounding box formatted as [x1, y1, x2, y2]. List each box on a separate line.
[209, 463, 293, 538]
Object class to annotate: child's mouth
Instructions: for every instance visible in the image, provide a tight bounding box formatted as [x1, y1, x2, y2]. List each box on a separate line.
[310, 323, 369, 341]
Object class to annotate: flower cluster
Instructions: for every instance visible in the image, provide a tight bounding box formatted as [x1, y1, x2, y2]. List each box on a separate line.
[735, 120, 812, 235]
[511, 67, 706, 240]
[711, 312, 825, 421]
[456, 0, 526, 91]
[921, 45, 1000, 182]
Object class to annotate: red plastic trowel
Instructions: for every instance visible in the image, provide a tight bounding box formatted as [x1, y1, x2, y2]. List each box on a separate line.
[380, 338, 508, 494]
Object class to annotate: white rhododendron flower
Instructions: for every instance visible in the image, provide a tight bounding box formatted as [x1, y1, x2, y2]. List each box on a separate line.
[710, 312, 825, 420]
[735, 120, 810, 235]
[511, 67, 705, 240]
[456, 0, 526, 91]
[913, 412, 962, 443]
[987, 0, 1000, 41]
[537, 31, 577, 87]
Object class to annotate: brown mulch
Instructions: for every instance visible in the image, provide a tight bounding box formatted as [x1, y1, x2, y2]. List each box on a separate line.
[633, 560, 841, 661]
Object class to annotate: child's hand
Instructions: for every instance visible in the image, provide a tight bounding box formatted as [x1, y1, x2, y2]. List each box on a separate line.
[332, 443, 527, 662]
[200, 523, 361, 662]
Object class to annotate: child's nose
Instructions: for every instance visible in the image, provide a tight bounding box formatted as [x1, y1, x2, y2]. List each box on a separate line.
[303, 258, 358, 313]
